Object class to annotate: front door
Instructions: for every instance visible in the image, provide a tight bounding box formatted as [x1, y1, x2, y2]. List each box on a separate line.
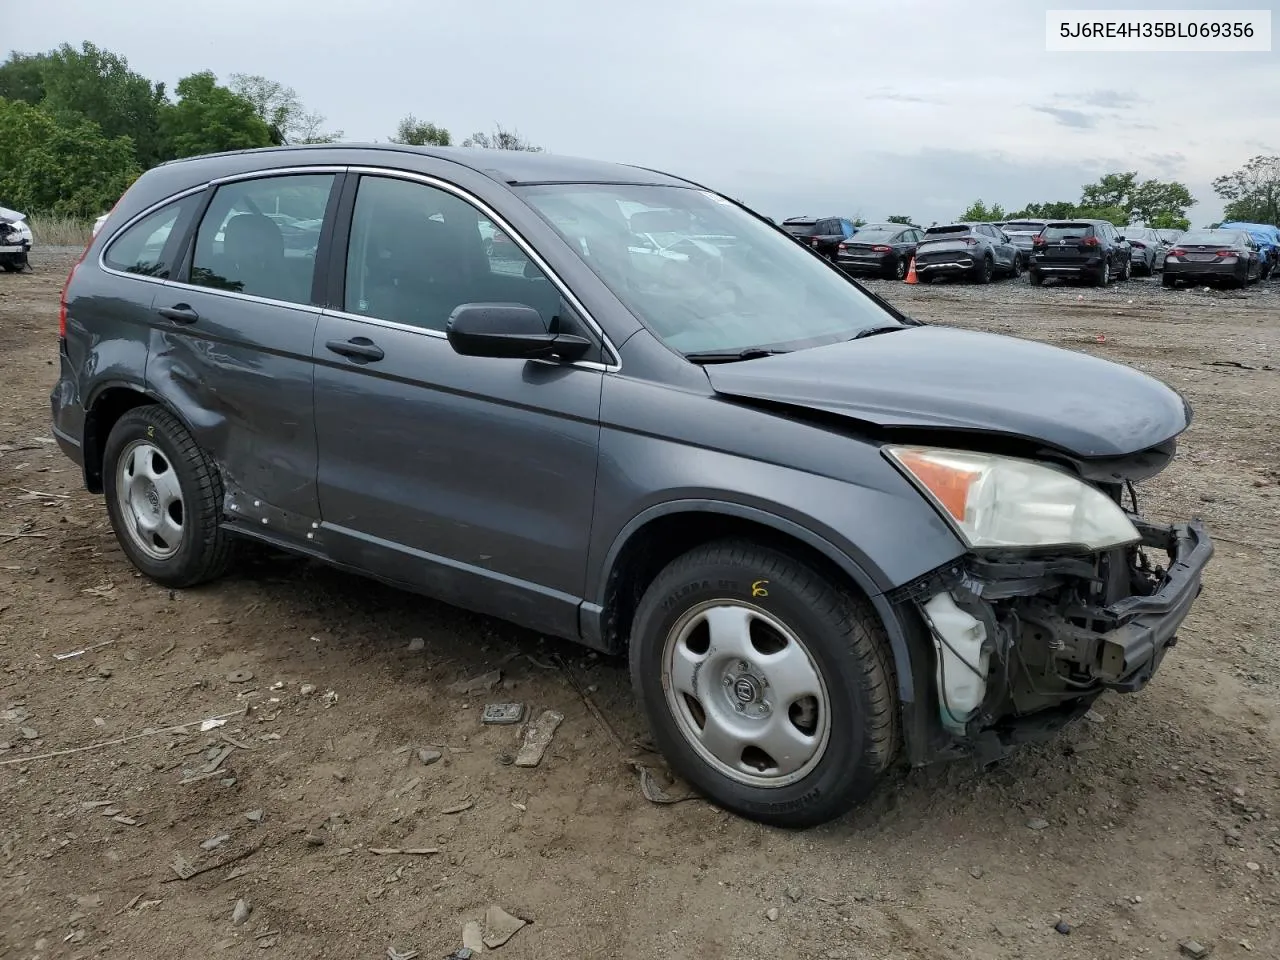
[311, 173, 604, 638]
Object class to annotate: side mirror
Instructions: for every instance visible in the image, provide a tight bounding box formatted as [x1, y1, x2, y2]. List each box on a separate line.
[1115, 235, 1126, 242]
[446, 303, 591, 362]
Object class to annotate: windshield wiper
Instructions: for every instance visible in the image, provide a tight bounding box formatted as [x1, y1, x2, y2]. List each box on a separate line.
[849, 324, 906, 341]
[684, 347, 790, 364]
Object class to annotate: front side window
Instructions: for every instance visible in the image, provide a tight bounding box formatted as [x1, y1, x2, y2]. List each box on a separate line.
[343, 176, 562, 332]
[189, 173, 334, 304]
[103, 195, 201, 278]
[519, 183, 901, 355]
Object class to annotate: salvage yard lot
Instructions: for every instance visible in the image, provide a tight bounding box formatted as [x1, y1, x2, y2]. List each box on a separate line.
[2, 249, 1278, 959]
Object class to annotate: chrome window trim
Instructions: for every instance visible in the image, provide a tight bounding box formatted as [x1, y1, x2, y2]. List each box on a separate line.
[98, 164, 622, 373]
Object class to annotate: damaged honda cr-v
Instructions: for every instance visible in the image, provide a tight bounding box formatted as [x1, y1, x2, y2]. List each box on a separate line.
[52, 144, 1213, 828]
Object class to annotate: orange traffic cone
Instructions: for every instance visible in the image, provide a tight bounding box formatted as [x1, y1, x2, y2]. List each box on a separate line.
[905, 257, 918, 284]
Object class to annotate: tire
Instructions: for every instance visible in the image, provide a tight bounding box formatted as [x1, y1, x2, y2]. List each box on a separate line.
[1120, 258, 1131, 281]
[974, 256, 993, 284]
[102, 405, 236, 588]
[629, 539, 899, 828]
[1, 261, 20, 274]
[1162, 273, 1176, 288]
[1010, 254, 1024, 279]
[889, 257, 905, 281]
[1093, 261, 1110, 287]
[1029, 267, 1044, 286]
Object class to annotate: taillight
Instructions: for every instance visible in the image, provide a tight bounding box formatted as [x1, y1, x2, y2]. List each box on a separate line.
[963, 237, 978, 245]
[837, 242, 848, 251]
[1033, 235, 1047, 246]
[59, 241, 92, 339]
[1082, 236, 1099, 247]
[810, 238, 819, 247]
[871, 244, 892, 253]
[1215, 250, 1236, 257]
[1168, 248, 1186, 257]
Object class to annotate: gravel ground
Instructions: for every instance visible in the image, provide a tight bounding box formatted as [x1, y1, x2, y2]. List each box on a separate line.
[1, 249, 1278, 960]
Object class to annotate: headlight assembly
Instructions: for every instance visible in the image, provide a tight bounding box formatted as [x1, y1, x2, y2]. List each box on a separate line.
[885, 446, 1141, 551]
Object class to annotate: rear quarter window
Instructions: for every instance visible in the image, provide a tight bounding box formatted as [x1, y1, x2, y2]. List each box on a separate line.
[102, 194, 202, 278]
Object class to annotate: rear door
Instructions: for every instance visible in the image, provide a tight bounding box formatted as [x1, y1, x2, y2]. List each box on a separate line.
[310, 171, 605, 638]
[150, 169, 341, 530]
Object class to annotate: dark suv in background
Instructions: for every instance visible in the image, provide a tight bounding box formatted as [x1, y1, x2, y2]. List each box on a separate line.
[53, 144, 1212, 829]
[780, 216, 859, 259]
[1030, 219, 1132, 286]
[913, 222, 1022, 283]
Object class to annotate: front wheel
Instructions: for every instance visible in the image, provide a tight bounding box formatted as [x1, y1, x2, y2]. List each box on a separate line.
[1120, 258, 1132, 281]
[1011, 253, 1024, 278]
[102, 406, 236, 588]
[629, 540, 899, 828]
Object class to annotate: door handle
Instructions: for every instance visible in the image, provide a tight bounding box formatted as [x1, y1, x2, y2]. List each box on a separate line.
[325, 337, 385, 362]
[158, 305, 199, 324]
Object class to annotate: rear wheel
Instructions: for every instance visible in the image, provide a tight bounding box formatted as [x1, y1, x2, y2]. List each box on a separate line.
[102, 406, 236, 588]
[1162, 273, 1176, 288]
[974, 256, 993, 284]
[889, 257, 905, 280]
[1029, 267, 1044, 286]
[629, 540, 899, 828]
[1093, 261, 1110, 286]
[1120, 258, 1132, 281]
[1010, 254, 1024, 278]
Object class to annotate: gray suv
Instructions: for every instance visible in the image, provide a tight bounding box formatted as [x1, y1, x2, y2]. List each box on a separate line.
[52, 144, 1213, 827]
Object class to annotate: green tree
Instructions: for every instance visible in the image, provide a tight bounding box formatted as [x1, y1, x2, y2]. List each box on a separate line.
[0, 97, 139, 217]
[37, 42, 168, 167]
[1075, 204, 1129, 226]
[462, 123, 542, 151]
[228, 74, 342, 145]
[160, 72, 273, 159]
[1080, 171, 1193, 225]
[1007, 200, 1079, 220]
[0, 52, 49, 104]
[1212, 155, 1280, 225]
[390, 114, 452, 146]
[1148, 211, 1191, 231]
[885, 215, 914, 225]
[958, 200, 1007, 222]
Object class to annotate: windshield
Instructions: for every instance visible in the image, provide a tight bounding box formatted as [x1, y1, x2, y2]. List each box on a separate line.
[517, 184, 899, 354]
[846, 228, 899, 243]
[1003, 221, 1045, 233]
[1179, 231, 1239, 246]
[924, 225, 970, 236]
[782, 221, 820, 237]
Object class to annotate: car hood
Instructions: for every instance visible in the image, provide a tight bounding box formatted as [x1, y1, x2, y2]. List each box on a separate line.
[0, 205, 26, 223]
[704, 326, 1190, 458]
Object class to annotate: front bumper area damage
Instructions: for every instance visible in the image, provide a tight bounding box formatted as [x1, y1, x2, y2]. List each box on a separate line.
[895, 518, 1213, 763]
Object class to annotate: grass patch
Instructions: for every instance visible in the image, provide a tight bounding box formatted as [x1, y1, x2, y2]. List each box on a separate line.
[27, 215, 94, 247]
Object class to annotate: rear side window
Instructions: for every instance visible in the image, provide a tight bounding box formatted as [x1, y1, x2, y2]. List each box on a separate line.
[783, 221, 818, 237]
[1043, 223, 1094, 241]
[188, 173, 336, 304]
[102, 195, 201, 278]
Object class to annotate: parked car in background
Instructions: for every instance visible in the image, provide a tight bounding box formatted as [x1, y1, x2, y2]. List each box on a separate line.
[1120, 227, 1169, 276]
[1218, 221, 1279, 279]
[0, 204, 33, 272]
[913, 222, 1022, 283]
[1155, 228, 1184, 245]
[833, 222, 923, 279]
[51, 143, 1213, 828]
[1000, 218, 1049, 263]
[1029, 219, 1131, 286]
[1163, 228, 1262, 288]
[92, 213, 110, 237]
[781, 216, 859, 259]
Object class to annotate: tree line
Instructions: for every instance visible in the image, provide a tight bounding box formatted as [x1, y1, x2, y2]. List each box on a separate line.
[0, 41, 541, 219]
[945, 164, 1280, 231]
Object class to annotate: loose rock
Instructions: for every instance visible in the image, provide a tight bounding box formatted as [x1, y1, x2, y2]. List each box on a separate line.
[299, 684, 315, 696]
[231, 898, 251, 926]
[406, 637, 425, 653]
[1054, 920, 1071, 935]
[1026, 817, 1050, 831]
[968, 865, 984, 879]
[481, 904, 527, 948]
[765, 907, 780, 922]
[245, 809, 264, 822]
[417, 748, 442, 766]
[1178, 940, 1209, 959]
[785, 885, 803, 902]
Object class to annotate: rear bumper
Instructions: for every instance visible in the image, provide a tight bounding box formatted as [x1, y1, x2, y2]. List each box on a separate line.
[915, 258, 976, 275]
[1030, 255, 1103, 277]
[1164, 261, 1246, 280]
[49, 352, 86, 471]
[837, 253, 894, 274]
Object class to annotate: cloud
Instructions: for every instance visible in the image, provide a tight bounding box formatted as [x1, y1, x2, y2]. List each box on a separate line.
[1079, 89, 1142, 110]
[1032, 106, 1097, 129]
[1142, 152, 1187, 174]
[865, 91, 945, 105]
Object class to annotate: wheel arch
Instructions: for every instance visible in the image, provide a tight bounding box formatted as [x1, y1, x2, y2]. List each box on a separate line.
[82, 381, 198, 494]
[584, 500, 922, 712]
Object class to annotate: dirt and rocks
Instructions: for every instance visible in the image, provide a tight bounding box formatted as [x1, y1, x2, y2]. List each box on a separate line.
[1, 248, 1278, 960]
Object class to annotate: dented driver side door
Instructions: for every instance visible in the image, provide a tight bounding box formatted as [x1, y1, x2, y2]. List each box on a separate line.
[147, 169, 344, 535]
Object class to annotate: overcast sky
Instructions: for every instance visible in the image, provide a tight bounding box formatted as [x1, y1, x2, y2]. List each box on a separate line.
[12, 0, 1280, 225]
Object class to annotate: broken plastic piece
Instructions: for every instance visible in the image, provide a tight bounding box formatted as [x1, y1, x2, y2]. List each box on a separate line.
[514, 710, 563, 767]
[481, 702, 525, 725]
[482, 905, 527, 948]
